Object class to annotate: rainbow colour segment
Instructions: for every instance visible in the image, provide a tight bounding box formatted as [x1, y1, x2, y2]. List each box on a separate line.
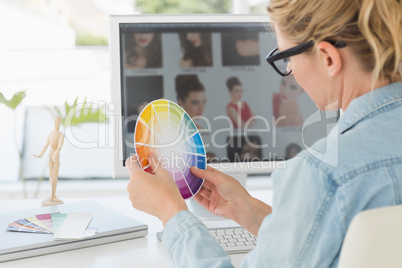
[134, 99, 206, 199]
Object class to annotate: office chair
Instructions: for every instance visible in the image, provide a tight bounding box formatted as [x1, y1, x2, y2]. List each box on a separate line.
[338, 205, 402, 268]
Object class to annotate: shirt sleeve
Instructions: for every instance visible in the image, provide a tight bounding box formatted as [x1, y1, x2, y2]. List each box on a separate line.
[240, 155, 344, 268]
[162, 210, 234, 268]
[163, 154, 344, 268]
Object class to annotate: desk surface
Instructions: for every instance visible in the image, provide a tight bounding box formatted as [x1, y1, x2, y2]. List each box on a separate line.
[0, 180, 272, 268]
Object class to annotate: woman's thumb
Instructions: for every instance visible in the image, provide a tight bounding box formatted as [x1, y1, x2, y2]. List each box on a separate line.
[190, 165, 223, 184]
[148, 153, 163, 174]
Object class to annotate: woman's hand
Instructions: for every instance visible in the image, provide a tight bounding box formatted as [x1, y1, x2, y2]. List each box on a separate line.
[191, 165, 272, 236]
[126, 154, 188, 226]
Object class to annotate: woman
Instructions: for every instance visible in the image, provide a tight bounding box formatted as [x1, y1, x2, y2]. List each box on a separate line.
[272, 75, 304, 127]
[175, 74, 207, 129]
[126, 0, 401, 267]
[125, 33, 162, 69]
[179, 32, 212, 67]
[227, 135, 262, 162]
[221, 32, 260, 66]
[226, 76, 256, 129]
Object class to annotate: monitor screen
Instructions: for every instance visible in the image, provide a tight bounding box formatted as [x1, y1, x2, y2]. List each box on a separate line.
[111, 15, 338, 176]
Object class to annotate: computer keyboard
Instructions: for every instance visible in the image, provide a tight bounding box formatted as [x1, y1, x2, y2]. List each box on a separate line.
[156, 226, 256, 254]
[208, 226, 256, 254]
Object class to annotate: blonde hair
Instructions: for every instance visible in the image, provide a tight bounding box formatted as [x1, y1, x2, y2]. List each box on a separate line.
[267, 0, 402, 86]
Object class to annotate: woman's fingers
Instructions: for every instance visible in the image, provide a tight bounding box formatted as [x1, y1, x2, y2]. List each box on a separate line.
[194, 192, 211, 211]
[148, 153, 171, 177]
[125, 154, 141, 174]
[198, 187, 212, 201]
[148, 153, 161, 174]
[190, 165, 224, 185]
[201, 179, 215, 191]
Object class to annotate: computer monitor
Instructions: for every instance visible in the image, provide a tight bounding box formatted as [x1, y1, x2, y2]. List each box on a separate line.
[109, 14, 338, 184]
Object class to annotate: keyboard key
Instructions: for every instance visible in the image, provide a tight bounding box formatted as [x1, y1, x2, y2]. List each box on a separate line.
[223, 245, 255, 253]
[209, 226, 256, 254]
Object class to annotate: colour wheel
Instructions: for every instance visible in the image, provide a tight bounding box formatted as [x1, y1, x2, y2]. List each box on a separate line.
[134, 99, 206, 199]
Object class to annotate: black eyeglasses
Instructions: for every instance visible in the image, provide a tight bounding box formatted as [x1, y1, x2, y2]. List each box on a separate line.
[266, 40, 347, 76]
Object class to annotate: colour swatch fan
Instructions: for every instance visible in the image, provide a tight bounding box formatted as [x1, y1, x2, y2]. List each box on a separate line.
[134, 99, 206, 199]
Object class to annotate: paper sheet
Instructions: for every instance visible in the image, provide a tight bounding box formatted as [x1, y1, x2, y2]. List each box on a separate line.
[53, 213, 93, 240]
[36, 212, 60, 231]
[26, 216, 53, 233]
[7, 222, 48, 234]
[51, 213, 68, 233]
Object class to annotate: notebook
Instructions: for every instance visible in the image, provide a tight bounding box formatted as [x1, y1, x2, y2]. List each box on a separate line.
[0, 201, 148, 263]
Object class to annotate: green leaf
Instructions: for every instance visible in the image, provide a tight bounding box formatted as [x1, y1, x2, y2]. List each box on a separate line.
[48, 97, 108, 127]
[0, 91, 26, 110]
[54, 106, 63, 118]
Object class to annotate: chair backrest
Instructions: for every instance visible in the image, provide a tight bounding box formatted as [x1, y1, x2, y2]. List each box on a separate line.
[338, 205, 402, 268]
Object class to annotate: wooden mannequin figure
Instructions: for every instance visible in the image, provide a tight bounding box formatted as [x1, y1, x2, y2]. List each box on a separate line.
[33, 116, 65, 207]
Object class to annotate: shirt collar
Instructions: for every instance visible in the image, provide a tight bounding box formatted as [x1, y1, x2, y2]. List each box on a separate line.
[338, 82, 402, 134]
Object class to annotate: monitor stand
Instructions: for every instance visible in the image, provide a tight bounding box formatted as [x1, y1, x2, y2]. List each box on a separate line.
[187, 173, 247, 220]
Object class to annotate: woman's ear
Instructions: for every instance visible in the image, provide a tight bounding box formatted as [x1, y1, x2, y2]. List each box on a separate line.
[316, 41, 342, 78]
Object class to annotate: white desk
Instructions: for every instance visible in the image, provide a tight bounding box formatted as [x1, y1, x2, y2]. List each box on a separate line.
[0, 179, 272, 268]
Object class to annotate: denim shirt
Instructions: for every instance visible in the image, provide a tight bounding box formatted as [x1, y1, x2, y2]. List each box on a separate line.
[162, 82, 402, 268]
